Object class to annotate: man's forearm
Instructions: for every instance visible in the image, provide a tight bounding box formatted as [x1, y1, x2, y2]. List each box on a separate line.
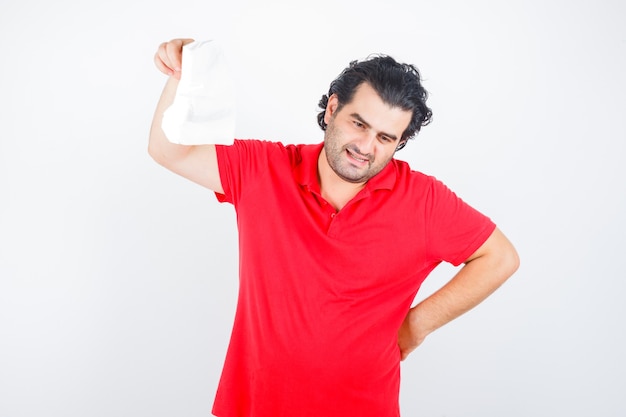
[148, 76, 193, 165]
[398, 228, 519, 360]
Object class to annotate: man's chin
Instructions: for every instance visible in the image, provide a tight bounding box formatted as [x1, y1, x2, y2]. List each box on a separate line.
[335, 169, 370, 184]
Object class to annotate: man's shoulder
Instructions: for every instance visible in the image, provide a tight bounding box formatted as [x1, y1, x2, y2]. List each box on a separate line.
[232, 139, 322, 165]
[233, 139, 318, 152]
[224, 140, 323, 180]
[391, 157, 435, 185]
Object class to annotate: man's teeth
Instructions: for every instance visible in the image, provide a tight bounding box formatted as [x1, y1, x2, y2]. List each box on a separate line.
[348, 150, 367, 162]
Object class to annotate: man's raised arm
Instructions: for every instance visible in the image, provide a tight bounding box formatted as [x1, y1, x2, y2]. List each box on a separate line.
[148, 38, 224, 193]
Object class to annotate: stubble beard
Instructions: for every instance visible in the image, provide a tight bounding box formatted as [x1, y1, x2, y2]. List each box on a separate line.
[323, 121, 389, 184]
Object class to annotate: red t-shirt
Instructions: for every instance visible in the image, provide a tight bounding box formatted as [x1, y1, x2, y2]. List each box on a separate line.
[212, 140, 495, 417]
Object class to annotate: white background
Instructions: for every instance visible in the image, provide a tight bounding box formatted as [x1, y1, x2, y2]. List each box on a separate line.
[1, 0, 625, 416]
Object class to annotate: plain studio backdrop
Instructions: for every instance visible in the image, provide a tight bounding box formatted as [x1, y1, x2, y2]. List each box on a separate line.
[1, 0, 624, 416]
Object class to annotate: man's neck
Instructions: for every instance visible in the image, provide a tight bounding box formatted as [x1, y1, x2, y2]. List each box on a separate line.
[317, 148, 366, 211]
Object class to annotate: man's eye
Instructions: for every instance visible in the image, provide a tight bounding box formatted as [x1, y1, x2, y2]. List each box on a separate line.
[353, 121, 364, 128]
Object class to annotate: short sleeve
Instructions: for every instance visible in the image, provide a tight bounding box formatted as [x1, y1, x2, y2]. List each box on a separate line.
[425, 178, 496, 266]
[214, 139, 280, 206]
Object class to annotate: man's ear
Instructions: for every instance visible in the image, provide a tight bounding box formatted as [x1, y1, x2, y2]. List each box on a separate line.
[324, 94, 340, 125]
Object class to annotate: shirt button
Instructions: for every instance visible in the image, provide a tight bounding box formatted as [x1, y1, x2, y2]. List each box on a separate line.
[330, 213, 336, 218]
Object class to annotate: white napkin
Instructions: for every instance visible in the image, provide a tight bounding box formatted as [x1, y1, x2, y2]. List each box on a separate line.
[162, 40, 235, 145]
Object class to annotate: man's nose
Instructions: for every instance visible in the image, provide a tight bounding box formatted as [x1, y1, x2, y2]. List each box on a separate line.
[354, 132, 377, 156]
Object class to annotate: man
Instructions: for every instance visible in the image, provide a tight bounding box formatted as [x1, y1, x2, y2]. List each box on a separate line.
[149, 38, 519, 417]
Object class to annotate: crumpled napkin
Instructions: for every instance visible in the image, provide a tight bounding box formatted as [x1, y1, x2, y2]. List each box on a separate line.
[162, 40, 235, 145]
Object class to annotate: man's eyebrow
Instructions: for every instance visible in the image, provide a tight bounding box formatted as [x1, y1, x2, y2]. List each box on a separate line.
[350, 113, 399, 141]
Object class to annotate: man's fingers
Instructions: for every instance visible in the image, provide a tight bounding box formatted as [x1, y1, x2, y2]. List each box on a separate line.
[153, 38, 195, 79]
[154, 44, 174, 76]
[154, 41, 177, 75]
[164, 40, 184, 72]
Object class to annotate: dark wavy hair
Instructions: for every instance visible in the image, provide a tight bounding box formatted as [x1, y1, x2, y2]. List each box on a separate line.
[317, 55, 432, 151]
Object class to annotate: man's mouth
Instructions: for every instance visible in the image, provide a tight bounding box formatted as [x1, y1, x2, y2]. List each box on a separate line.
[346, 148, 370, 165]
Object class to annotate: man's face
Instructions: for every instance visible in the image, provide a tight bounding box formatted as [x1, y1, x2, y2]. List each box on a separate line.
[323, 83, 412, 184]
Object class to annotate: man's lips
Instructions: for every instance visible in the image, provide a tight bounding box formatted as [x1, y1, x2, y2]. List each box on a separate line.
[346, 148, 370, 165]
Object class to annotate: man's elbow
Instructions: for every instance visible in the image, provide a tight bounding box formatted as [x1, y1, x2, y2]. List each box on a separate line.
[486, 228, 520, 281]
[147, 141, 165, 166]
[500, 240, 520, 280]
[507, 246, 520, 276]
[147, 133, 183, 168]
